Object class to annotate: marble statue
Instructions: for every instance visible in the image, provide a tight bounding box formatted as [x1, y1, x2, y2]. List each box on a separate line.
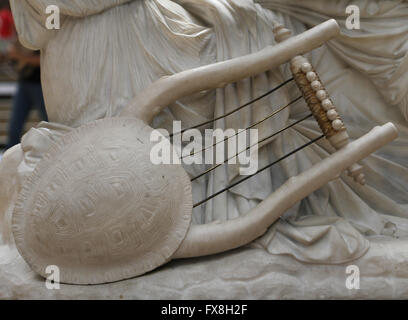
[0, 0, 407, 298]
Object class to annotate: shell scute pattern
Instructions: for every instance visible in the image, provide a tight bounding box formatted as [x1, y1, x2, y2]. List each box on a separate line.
[12, 117, 193, 284]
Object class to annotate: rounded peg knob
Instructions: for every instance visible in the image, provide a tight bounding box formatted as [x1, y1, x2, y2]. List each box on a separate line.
[316, 90, 327, 101]
[327, 109, 338, 121]
[301, 62, 312, 73]
[306, 72, 317, 82]
[347, 164, 366, 186]
[332, 119, 343, 131]
[273, 24, 292, 43]
[311, 80, 322, 91]
[356, 173, 366, 185]
[321, 99, 333, 111]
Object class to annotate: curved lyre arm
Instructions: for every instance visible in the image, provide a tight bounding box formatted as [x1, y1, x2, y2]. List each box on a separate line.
[173, 123, 398, 259]
[170, 21, 398, 259]
[120, 19, 340, 123]
[119, 19, 398, 260]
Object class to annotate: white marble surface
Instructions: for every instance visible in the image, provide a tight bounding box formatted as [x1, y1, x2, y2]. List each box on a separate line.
[1, 0, 407, 298]
[1, 237, 408, 299]
[4, 0, 407, 266]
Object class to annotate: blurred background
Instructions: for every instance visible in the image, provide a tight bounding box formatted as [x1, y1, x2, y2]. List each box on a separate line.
[0, 0, 47, 158]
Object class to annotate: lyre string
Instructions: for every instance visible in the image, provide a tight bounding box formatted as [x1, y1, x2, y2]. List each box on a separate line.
[168, 77, 294, 138]
[180, 95, 302, 160]
[193, 134, 325, 208]
[190, 113, 313, 182]
[162, 74, 326, 207]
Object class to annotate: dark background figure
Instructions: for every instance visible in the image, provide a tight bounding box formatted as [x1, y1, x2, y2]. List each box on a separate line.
[6, 48, 48, 149]
[0, 0, 47, 150]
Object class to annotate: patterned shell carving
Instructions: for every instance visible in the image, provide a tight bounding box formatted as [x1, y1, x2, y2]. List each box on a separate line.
[12, 117, 193, 284]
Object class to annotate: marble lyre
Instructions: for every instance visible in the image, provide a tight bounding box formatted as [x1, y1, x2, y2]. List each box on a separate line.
[11, 20, 398, 284]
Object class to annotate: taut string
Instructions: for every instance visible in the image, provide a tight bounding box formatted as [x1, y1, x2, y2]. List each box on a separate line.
[180, 95, 302, 160]
[190, 113, 313, 182]
[193, 134, 324, 208]
[168, 77, 294, 138]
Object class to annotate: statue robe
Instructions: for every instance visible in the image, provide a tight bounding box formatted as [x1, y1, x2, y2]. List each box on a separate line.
[1, 0, 408, 265]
